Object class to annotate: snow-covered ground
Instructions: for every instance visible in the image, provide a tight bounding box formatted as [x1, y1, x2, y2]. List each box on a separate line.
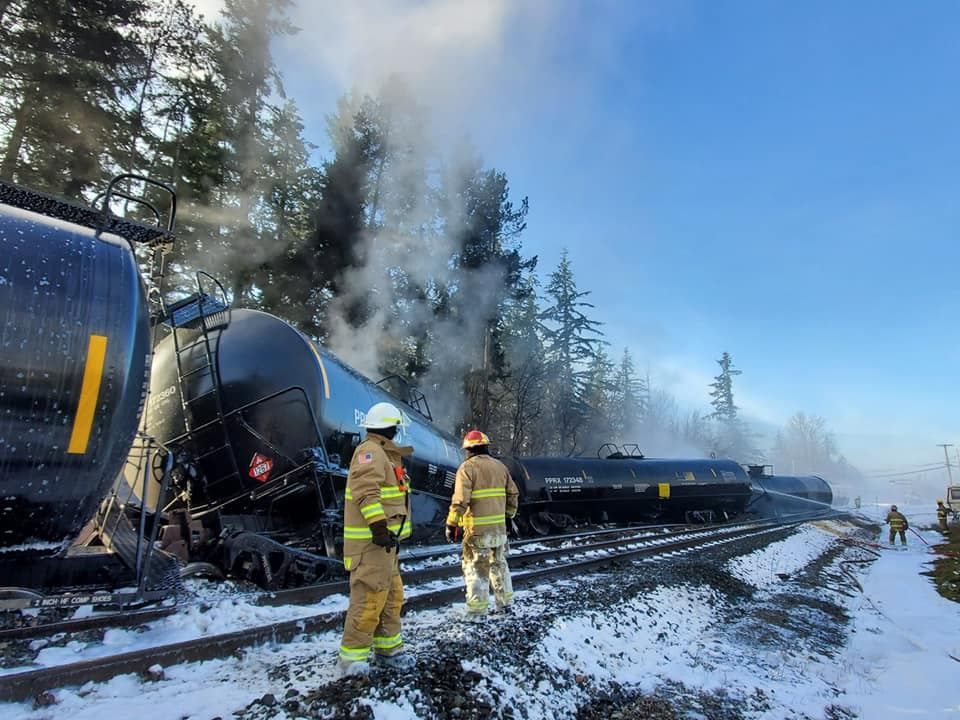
[2, 509, 957, 719]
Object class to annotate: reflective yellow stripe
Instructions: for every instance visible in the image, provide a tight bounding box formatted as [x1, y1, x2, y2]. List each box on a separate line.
[658, 483, 670, 499]
[389, 522, 412, 539]
[345, 487, 408, 502]
[373, 633, 402, 650]
[446, 511, 462, 526]
[344, 523, 411, 540]
[339, 645, 370, 661]
[471, 488, 506, 498]
[344, 526, 373, 539]
[464, 514, 506, 527]
[68, 334, 108, 454]
[360, 503, 385, 519]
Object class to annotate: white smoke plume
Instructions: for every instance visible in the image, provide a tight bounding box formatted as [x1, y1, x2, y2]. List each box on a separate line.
[278, 1, 566, 429]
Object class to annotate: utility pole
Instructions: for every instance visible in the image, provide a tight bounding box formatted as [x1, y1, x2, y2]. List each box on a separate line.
[938, 443, 955, 485]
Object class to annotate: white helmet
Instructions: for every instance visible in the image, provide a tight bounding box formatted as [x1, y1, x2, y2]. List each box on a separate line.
[363, 402, 404, 429]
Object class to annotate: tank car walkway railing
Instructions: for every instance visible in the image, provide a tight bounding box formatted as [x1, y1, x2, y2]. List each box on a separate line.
[0, 511, 846, 703]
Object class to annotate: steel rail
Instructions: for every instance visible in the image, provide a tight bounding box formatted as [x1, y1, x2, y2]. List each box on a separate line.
[258, 518, 777, 606]
[0, 606, 178, 642]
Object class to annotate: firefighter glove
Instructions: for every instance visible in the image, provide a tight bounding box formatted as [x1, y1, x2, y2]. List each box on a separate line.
[370, 519, 399, 549]
[445, 524, 462, 543]
[508, 518, 520, 538]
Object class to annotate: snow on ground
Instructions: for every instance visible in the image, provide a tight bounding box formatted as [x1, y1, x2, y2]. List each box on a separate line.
[727, 523, 839, 589]
[2, 514, 958, 719]
[1, 584, 348, 676]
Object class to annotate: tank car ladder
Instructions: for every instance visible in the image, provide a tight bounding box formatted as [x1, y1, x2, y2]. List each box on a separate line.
[169, 272, 243, 496]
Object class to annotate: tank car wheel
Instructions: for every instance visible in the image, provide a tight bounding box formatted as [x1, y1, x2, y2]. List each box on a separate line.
[180, 562, 226, 581]
[527, 512, 552, 536]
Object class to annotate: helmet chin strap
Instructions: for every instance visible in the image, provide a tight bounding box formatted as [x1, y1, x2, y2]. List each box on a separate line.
[368, 425, 398, 440]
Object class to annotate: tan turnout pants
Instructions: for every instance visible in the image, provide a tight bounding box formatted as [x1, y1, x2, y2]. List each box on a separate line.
[339, 546, 404, 663]
[462, 541, 513, 614]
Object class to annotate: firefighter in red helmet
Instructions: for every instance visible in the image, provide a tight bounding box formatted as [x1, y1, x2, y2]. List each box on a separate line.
[446, 430, 520, 617]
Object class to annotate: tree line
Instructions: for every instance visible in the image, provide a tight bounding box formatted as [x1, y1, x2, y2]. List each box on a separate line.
[0, 0, 863, 484]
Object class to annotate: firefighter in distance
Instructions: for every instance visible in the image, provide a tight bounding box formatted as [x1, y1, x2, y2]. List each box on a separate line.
[885, 504, 909, 546]
[337, 402, 416, 673]
[936, 500, 949, 532]
[446, 430, 520, 616]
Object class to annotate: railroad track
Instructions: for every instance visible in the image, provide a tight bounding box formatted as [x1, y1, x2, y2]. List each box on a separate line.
[0, 522, 710, 642]
[0, 513, 839, 704]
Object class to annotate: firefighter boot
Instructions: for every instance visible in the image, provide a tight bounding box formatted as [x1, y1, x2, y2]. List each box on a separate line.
[376, 652, 416, 670]
[336, 659, 371, 677]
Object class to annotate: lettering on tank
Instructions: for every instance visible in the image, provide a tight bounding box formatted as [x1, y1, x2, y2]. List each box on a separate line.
[545, 476, 583, 493]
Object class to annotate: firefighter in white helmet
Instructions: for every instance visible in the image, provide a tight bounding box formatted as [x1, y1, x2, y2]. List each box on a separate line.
[446, 430, 520, 616]
[337, 402, 415, 674]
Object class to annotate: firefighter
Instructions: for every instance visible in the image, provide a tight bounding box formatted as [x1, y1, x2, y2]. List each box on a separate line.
[936, 500, 949, 532]
[337, 402, 415, 674]
[885, 504, 908, 546]
[445, 430, 520, 617]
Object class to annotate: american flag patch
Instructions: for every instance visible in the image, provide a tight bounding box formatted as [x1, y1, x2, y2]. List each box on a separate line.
[358, 452, 374, 465]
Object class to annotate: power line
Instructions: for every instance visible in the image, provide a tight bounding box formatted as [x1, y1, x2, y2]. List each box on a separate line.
[863, 463, 947, 479]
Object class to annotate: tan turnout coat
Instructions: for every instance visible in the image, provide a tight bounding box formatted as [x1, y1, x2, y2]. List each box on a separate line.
[342, 434, 412, 569]
[446, 454, 519, 543]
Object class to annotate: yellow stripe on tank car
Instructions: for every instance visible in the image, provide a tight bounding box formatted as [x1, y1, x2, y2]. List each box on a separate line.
[658, 482, 671, 499]
[306, 339, 332, 399]
[67, 334, 108, 454]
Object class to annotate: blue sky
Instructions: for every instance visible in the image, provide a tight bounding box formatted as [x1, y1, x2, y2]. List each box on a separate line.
[199, 0, 959, 475]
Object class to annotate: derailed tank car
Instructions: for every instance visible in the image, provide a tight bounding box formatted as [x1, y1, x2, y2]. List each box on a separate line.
[0, 177, 179, 599]
[137, 303, 465, 586]
[745, 465, 833, 518]
[503, 446, 754, 532]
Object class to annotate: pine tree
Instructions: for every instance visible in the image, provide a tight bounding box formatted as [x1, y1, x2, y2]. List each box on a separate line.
[204, 0, 298, 306]
[0, 0, 149, 196]
[496, 284, 548, 453]
[581, 348, 615, 450]
[707, 352, 756, 460]
[708, 352, 741, 422]
[444, 143, 531, 431]
[540, 250, 605, 454]
[610, 348, 646, 442]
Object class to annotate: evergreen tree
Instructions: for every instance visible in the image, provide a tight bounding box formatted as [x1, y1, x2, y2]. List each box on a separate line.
[581, 348, 615, 450]
[540, 250, 605, 454]
[493, 279, 548, 454]
[445, 143, 532, 430]
[255, 100, 322, 319]
[708, 352, 741, 422]
[204, 0, 298, 306]
[706, 352, 756, 460]
[0, 0, 149, 196]
[610, 348, 646, 442]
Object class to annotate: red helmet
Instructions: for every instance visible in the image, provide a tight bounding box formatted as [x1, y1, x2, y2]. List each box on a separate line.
[462, 430, 491, 449]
